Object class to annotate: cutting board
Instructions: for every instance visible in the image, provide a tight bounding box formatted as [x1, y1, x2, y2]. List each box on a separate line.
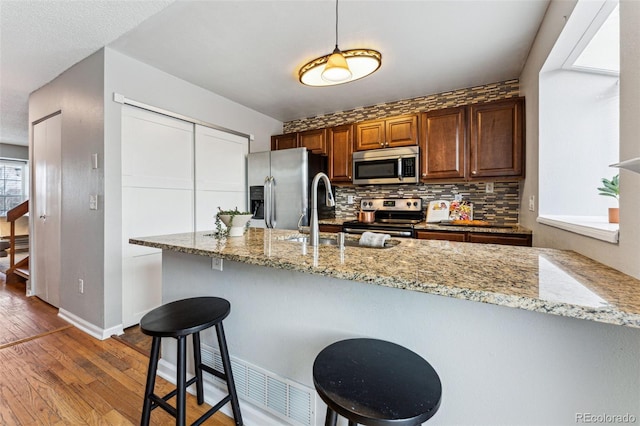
[426, 200, 450, 222]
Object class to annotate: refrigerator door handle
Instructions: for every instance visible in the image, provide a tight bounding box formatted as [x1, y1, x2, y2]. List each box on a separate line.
[264, 176, 272, 228]
[270, 176, 276, 228]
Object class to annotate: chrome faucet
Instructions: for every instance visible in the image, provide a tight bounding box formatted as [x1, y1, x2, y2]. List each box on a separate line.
[309, 172, 335, 247]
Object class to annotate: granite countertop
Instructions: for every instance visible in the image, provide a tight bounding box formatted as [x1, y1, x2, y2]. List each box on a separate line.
[320, 218, 532, 235]
[130, 228, 640, 328]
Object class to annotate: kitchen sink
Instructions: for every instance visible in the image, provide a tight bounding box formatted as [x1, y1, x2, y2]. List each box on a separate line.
[282, 235, 396, 249]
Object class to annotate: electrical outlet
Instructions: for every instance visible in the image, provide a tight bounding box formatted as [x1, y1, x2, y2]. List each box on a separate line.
[347, 195, 354, 204]
[454, 194, 462, 202]
[78, 279, 84, 294]
[212, 257, 223, 271]
[89, 194, 98, 210]
[485, 182, 494, 193]
[529, 195, 535, 212]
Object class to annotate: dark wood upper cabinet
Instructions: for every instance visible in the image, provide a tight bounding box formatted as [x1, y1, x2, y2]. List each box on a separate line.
[469, 98, 524, 179]
[299, 128, 327, 155]
[420, 107, 466, 180]
[271, 133, 298, 151]
[355, 114, 418, 151]
[386, 115, 418, 147]
[355, 120, 385, 151]
[328, 124, 354, 183]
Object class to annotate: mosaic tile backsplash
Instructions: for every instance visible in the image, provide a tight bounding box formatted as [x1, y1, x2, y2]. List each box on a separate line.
[283, 79, 520, 133]
[333, 182, 521, 224]
[282, 79, 522, 224]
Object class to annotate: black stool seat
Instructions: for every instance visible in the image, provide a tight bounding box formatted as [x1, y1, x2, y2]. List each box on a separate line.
[313, 338, 442, 426]
[140, 297, 230, 338]
[140, 297, 242, 426]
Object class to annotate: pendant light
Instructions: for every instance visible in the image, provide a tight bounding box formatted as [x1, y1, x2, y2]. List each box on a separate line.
[298, 0, 381, 87]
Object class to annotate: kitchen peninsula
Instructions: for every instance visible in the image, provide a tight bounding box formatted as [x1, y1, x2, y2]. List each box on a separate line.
[130, 228, 640, 425]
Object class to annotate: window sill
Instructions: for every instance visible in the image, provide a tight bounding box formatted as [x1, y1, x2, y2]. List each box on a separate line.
[537, 215, 619, 244]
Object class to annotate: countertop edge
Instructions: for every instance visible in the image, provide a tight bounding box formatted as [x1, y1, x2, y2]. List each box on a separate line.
[129, 234, 640, 329]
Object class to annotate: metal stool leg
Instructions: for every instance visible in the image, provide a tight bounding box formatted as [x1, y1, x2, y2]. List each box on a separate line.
[192, 332, 204, 405]
[215, 322, 243, 426]
[176, 336, 187, 426]
[324, 408, 338, 426]
[141, 337, 161, 426]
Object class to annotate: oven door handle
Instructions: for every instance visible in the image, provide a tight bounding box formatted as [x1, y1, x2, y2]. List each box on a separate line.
[343, 228, 413, 237]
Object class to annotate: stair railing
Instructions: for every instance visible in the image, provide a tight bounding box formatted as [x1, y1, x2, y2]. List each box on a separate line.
[6, 200, 28, 272]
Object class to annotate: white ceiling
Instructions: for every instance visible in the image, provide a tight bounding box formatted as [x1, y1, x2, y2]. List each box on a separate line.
[0, 0, 550, 146]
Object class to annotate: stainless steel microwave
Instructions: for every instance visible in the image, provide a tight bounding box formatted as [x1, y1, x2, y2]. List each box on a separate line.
[352, 146, 420, 185]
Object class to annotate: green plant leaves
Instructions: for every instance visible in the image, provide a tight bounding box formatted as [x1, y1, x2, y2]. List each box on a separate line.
[598, 174, 619, 199]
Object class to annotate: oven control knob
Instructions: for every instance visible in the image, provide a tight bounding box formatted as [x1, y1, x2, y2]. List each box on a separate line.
[368, 202, 373, 207]
[413, 201, 418, 207]
[406, 201, 411, 207]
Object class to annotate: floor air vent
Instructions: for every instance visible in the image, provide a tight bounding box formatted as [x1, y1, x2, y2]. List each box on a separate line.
[201, 344, 315, 426]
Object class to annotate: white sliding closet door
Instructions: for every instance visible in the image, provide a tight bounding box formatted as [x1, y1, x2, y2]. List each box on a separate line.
[121, 106, 194, 328]
[195, 125, 248, 231]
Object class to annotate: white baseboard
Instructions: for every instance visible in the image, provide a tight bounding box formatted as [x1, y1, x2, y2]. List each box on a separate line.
[156, 359, 286, 425]
[58, 308, 124, 340]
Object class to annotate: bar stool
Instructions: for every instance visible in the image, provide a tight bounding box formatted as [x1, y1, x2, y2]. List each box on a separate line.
[313, 338, 442, 426]
[140, 297, 243, 426]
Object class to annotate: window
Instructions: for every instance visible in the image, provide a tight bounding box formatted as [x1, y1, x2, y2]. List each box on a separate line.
[0, 160, 28, 216]
[538, 0, 619, 243]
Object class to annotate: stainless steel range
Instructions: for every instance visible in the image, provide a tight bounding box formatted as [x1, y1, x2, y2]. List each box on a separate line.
[342, 197, 424, 238]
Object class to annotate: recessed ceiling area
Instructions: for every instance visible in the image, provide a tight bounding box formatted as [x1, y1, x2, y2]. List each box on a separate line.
[0, 0, 550, 146]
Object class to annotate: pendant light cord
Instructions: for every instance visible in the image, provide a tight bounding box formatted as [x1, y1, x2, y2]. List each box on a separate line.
[334, 0, 339, 50]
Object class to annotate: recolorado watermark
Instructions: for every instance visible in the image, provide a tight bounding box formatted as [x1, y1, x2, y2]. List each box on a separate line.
[576, 413, 637, 423]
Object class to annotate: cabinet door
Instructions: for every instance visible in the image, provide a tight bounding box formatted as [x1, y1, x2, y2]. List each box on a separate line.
[467, 233, 532, 246]
[355, 120, 385, 151]
[421, 107, 466, 180]
[319, 224, 343, 233]
[299, 128, 327, 155]
[329, 124, 354, 182]
[386, 115, 418, 147]
[469, 98, 524, 178]
[271, 133, 299, 150]
[415, 230, 467, 242]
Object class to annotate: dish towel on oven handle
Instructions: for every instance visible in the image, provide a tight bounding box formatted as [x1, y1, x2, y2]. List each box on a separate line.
[359, 231, 391, 248]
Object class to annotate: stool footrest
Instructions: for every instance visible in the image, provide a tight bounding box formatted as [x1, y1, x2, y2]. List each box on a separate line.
[200, 363, 227, 382]
[148, 393, 178, 418]
[192, 395, 232, 426]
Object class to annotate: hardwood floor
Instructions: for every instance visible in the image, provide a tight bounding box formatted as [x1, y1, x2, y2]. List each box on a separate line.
[0, 277, 236, 425]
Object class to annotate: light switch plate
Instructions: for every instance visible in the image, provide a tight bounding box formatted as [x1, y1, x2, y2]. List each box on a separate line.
[529, 195, 535, 212]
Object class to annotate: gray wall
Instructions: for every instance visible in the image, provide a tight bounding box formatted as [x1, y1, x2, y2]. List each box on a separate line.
[28, 50, 106, 327]
[102, 48, 282, 331]
[519, 0, 640, 279]
[28, 47, 282, 334]
[0, 143, 28, 160]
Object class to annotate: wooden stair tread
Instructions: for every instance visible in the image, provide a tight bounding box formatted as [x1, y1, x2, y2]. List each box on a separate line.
[13, 267, 29, 279]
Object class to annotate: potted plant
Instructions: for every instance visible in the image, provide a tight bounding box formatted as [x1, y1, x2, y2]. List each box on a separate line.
[215, 207, 253, 237]
[597, 174, 619, 223]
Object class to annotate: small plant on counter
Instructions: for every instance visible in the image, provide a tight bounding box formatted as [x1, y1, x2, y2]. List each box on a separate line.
[215, 206, 253, 238]
[597, 174, 619, 200]
[598, 174, 620, 224]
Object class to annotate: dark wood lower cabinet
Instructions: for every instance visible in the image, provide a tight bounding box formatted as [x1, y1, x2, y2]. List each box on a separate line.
[467, 233, 532, 247]
[319, 224, 343, 233]
[415, 231, 466, 242]
[416, 230, 532, 246]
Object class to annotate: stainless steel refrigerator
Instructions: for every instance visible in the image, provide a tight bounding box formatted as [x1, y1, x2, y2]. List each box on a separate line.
[247, 147, 334, 229]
